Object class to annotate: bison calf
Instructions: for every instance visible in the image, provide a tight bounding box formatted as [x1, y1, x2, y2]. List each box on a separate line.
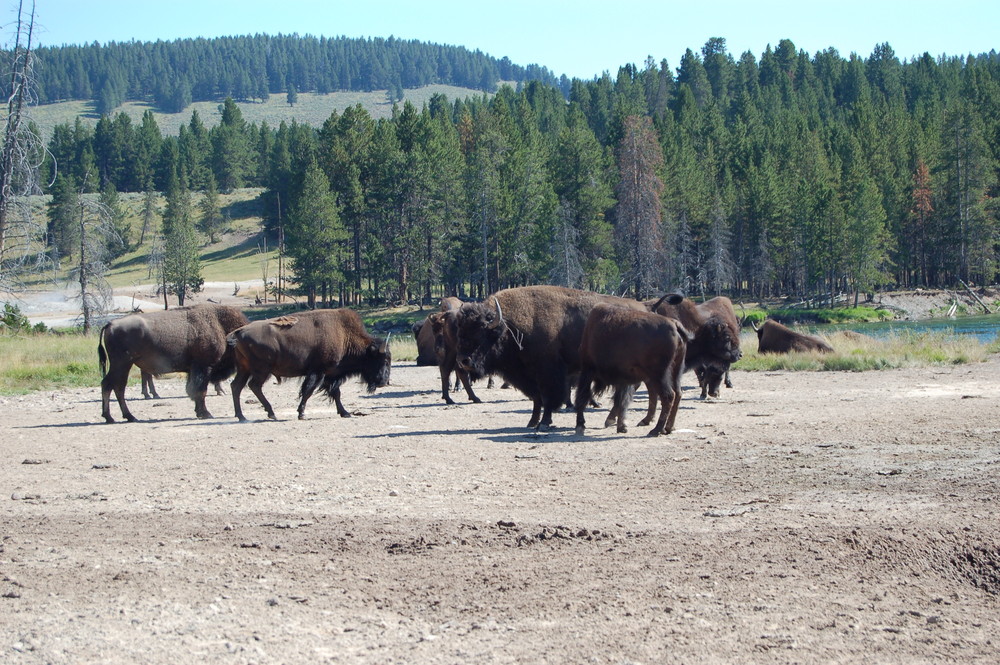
[227, 309, 391, 421]
[575, 304, 689, 437]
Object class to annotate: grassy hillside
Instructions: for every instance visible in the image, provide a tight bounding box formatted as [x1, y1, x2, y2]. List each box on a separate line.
[28, 85, 490, 140]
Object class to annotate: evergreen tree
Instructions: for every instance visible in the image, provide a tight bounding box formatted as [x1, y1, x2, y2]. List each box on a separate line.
[285, 159, 345, 307]
[211, 98, 253, 191]
[198, 175, 224, 243]
[99, 180, 132, 259]
[161, 174, 203, 305]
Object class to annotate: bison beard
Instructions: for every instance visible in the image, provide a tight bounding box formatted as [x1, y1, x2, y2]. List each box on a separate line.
[227, 309, 391, 422]
[98, 304, 249, 423]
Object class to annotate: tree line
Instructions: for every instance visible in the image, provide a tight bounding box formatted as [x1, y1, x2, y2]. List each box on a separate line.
[40, 38, 1000, 307]
[25, 34, 563, 114]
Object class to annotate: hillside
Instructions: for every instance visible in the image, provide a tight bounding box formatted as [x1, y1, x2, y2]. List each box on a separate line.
[28, 85, 490, 140]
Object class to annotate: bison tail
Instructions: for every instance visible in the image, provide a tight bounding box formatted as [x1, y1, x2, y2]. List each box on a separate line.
[97, 323, 109, 378]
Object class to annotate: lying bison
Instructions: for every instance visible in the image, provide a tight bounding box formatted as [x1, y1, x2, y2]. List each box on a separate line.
[227, 309, 391, 421]
[98, 304, 249, 423]
[454, 285, 644, 429]
[646, 294, 742, 398]
[575, 304, 690, 437]
[754, 319, 833, 353]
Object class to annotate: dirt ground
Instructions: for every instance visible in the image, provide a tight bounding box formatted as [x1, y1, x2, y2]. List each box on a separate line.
[3, 357, 1000, 664]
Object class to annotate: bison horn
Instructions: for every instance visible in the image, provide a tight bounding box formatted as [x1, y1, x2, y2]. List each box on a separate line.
[750, 319, 759, 332]
[487, 297, 504, 330]
[380, 332, 391, 353]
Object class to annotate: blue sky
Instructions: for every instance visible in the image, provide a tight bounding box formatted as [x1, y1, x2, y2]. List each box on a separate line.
[20, 0, 1000, 81]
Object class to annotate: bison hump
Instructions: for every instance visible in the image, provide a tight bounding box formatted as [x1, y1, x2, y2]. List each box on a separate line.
[269, 316, 299, 328]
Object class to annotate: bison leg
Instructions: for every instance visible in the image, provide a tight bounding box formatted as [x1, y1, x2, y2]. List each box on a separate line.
[246, 375, 277, 420]
[636, 382, 658, 427]
[457, 369, 481, 403]
[573, 369, 595, 435]
[526, 399, 542, 429]
[650, 357, 685, 437]
[187, 367, 213, 419]
[214, 381, 226, 396]
[102, 362, 136, 423]
[612, 385, 635, 434]
[724, 368, 733, 389]
[141, 371, 159, 399]
[331, 386, 350, 418]
[297, 373, 323, 419]
[439, 366, 456, 404]
[230, 371, 251, 422]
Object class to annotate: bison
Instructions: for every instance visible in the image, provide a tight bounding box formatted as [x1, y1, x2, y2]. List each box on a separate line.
[754, 319, 833, 354]
[98, 304, 249, 423]
[427, 309, 482, 404]
[453, 285, 645, 429]
[227, 309, 391, 421]
[575, 304, 690, 437]
[412, 319, 438, 366]
[646, 294, 742, 398]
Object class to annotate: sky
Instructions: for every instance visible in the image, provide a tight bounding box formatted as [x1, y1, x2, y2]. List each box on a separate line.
[17, 0, 1000, 81]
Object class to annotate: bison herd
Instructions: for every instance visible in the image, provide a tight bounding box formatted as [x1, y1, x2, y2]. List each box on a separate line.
[97, 286, 833, 435]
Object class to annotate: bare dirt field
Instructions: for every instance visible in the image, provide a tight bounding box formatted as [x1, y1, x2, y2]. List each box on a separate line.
[3, 357, 1000, 664]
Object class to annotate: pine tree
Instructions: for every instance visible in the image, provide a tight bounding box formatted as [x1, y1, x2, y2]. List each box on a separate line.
[198, 176, 223, 243]
[161, 174, 203, 305]
[285, 159, 345, 308]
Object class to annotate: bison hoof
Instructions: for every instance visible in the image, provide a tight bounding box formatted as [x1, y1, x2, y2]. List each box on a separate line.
[298, 414, 306, 420]
[575, 426, 586, 436]
[444, 397, 455, 405]
[267, 413, 277, 421]
[125, 415, 138, 423]
[646, 429, 662, 437]
[617, 424, 628, 434]
[637, 417, 651, 426]
[103, 416, 115, 424]
[471, 397, 482, 404]
[197, 412, 213, 420]
[236, 416, 247, 423]
[603, 417, 616, 429]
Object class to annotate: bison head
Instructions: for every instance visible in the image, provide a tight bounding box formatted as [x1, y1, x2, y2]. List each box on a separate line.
[362, 337, 392, 392]
[702, 317, 742, 364]
[454, 301, 505, 380]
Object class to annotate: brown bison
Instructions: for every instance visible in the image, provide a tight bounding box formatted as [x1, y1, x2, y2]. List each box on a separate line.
[412, 296, 465, 368]
[427, 309, 482, 404]
[575, 304, 690, 437]
[754, 319, 833, 354]
[453, 285, 645, 429]
[646, 294, 742, 398]
[227, 309, 391, 421]
[98, 304, 249, 423]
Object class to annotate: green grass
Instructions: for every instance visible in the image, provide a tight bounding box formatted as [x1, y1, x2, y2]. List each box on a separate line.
[28, 85, 489, 141]
[734, 329, 993, 372]
[764, 306, 893, 324]
[0, 332, 102, 394]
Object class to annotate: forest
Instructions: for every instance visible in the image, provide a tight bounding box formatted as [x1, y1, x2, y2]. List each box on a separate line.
[27, 35, 1000, 307]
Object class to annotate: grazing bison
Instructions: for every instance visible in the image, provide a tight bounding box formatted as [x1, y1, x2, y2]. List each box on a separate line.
[227, 309, 391, 421]
[646, 294, 742, 398]
[428, 309, 482, 404]
[575, 304, 690, 437]
[453, 285, 645, 429]
[98, 304, 249, 423]
[754, 319, 833, 354]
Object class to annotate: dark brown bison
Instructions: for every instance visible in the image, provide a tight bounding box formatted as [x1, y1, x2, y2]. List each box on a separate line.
[754, 319, 833, 354]
[575, 304, 690, 437]
[646, 294, 742, 398]
[98, 304, 249, 423]
[227, 309, 391, 421]
[427, 309, 482, 404]
[453, 285, 645, 429]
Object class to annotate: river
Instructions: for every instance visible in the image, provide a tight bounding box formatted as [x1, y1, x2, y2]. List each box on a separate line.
[809, 313, 1000, 344]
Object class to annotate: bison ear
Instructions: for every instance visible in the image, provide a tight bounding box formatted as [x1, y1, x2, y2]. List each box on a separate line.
[667, 294, 684, 305]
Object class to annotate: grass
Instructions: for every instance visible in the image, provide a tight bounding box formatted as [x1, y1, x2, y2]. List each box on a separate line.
[734, 329, 995, 372]
[28, 85, 490, 141]
[761, 306, 893, 324]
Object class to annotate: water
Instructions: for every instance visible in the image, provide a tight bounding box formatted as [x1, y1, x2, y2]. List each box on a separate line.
[808, 314, 1000, 344]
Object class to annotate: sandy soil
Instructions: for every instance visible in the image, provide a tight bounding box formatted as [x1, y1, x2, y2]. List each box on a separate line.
[2, 356, 1000, 664]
